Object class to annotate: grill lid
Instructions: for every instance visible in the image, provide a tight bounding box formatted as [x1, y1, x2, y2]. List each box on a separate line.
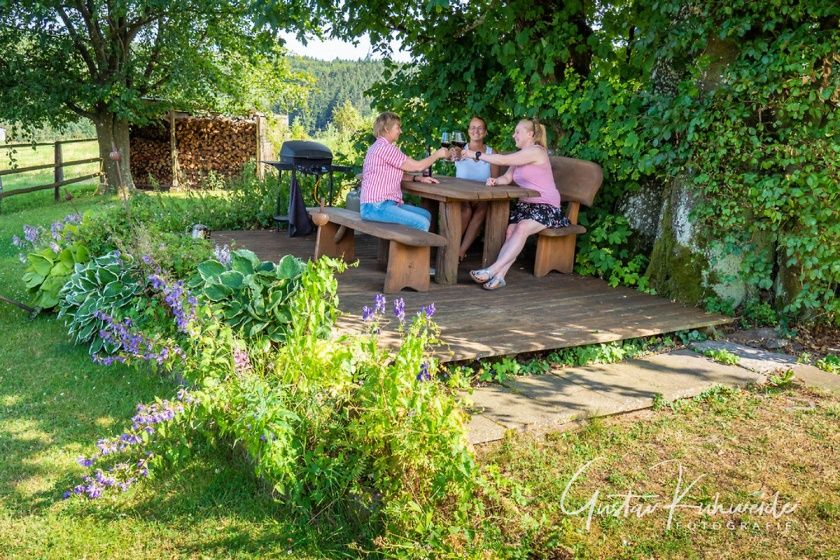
[279, 140, 333, 165]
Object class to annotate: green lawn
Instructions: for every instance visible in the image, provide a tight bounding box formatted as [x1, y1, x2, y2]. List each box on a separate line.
[1, 141, 101, 215]
[1, 194, 837, 558]
[0, 196, 350, 558]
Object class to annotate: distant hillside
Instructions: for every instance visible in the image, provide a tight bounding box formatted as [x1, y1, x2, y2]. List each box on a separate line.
[286, 57, 386, 133]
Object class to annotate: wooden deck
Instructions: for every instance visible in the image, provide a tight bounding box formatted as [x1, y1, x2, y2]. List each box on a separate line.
[213, 230, 732, 363]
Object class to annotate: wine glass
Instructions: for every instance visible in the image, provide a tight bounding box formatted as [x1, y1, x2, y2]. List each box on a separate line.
[440, 131, 451, 149]
[451, 131, 466, 160]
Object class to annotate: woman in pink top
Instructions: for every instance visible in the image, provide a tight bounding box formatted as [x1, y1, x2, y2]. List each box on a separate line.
[360, 112, 449, 231]
[461, 118, 570, 289]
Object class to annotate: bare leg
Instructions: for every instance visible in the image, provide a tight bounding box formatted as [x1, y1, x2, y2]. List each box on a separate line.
[459, 202, 487, 259]
[485, 219, 545, 280]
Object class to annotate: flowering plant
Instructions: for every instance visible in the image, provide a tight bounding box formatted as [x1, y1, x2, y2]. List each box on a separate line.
[15, 213, 89, 310]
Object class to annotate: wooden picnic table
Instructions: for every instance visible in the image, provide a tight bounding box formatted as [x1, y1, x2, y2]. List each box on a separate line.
[402, 175, 538, 285]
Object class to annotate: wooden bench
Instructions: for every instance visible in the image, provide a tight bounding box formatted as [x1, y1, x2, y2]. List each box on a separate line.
[533, 156, 603, 277]
[307, 207, 447, 293]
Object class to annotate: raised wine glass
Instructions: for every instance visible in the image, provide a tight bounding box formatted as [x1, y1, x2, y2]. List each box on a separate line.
[451, 131, 466, 160]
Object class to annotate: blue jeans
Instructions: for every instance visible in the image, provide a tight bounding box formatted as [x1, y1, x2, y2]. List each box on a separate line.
[360, 200, 432, 232]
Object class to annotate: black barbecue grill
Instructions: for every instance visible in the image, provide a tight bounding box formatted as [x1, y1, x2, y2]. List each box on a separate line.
[264, 140, 352, 235]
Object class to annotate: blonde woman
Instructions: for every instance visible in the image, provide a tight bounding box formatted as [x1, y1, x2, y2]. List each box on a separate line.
[461, 118, 569, 289]
[360, 112, 448, 231]
[454, 116, 499, 261]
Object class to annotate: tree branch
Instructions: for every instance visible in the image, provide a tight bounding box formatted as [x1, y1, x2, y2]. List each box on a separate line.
[72, 0, 108, 70]
[140, 17, 165, 83]
[66, 100, 95, 120]
[56, 6, 99, 78]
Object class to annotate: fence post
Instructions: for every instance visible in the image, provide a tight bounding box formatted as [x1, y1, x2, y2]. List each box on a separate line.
[54, 141, 64, 201]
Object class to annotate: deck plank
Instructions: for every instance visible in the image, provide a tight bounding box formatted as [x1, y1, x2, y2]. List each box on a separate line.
[213, 230, 731, 362]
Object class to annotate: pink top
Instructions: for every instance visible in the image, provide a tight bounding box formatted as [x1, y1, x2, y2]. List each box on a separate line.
[512, 158, 560, 207]
[360, 137, 407, 204]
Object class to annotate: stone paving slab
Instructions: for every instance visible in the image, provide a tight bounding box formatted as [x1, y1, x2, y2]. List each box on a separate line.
[787, 364, 840, 392]
[690, 341, 797, 374]
[466, 349, 764, 445]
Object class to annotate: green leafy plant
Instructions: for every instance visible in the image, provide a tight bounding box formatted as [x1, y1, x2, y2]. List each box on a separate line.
[188, 250, 306, 343]
[768, 369, 796, 388]
[478, 357, 521, 384]
[22, 242, 90, 309]
[574, 212, 650, 290]
[703, 348, 740, 366]
[816, 354, 840, 375]
[740, 298, 779, 329]
[57, 251, 142, 354]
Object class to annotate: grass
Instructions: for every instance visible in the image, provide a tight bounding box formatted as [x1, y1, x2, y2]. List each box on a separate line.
[0, 196, 350, 558]
[1, 140, 101, 215]
[480, 385, 840, 559]
[1, 195, 838, 558]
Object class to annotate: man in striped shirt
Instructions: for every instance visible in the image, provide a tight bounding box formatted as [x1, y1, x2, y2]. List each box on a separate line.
[360, 112, 449, 231]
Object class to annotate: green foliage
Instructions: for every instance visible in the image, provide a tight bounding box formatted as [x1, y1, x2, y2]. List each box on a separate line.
[188, 250, 307, 343]
[73, 167, 278, 257]
[0, 1, 316, 189]
[768, 369, 796, 388]
[575, 212, 650, 289]
[22, 242, 90, 309]
[740, 298, 780, 329]
[331, 0, 840, 324]
[57, 251, 142, 353]
[703, 348, 740, 366]
[704, 296, 736, 317]
[287, 57, 385, 133]
[816, 354, 840, 374]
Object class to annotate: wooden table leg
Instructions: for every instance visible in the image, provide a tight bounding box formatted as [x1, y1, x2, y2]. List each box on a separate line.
[483, 200, 510, 267]
[435, 200, 462, 285]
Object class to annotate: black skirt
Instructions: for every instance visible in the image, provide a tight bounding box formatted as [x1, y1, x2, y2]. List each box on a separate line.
[509, 201, 571, 229]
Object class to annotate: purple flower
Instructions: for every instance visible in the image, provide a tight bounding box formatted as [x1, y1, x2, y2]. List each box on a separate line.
[233, 348, 252, 373]
[417, 361, 431, 382]
[77, 456, 94, 467]
[393, 298, 405, 323]
[11, 235, 22, 248]
[64, 213, 82, 225]
[214, 244, 231, 265]
[362, 306, 373, 321]
[422, 303, 436, 318]
[141, 255, 154, 266]
[374, 293, 386, 314]
[50, 221, 64, 240]
[49, 242, 61, 253]
[23, 224, 40, 244]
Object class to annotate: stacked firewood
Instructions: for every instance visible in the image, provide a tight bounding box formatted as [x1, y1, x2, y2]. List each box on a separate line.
[130, 123, 171, 187]
[130, 115, 257, 189]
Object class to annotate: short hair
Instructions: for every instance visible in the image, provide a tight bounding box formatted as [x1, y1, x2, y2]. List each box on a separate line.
[373, 111, 401, 137]
[519, 117, 548, 148]
[469, 116, 487, 130]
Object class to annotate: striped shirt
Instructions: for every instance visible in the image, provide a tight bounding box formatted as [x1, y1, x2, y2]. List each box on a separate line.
[360, 137, 407, 204]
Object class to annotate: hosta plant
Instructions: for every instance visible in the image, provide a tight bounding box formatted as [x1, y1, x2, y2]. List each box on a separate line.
[188, 249, 306, 343]
[58, 252, 143, 354]
[22, 242, 91, 309]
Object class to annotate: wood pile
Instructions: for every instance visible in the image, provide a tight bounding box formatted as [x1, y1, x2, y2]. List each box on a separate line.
[130, 114, 261, 189]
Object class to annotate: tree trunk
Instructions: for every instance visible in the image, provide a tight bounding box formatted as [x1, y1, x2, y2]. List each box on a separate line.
[94, 113, 135, 193]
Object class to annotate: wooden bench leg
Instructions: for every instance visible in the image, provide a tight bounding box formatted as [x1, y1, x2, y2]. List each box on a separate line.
[377, 238, 389, 270]
[384, 242, 430, 293]
[534, 235, 576, 277]
[314, 222, 355, 262]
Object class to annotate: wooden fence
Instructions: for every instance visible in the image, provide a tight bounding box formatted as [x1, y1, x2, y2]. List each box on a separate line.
[0, 138, 102, 209]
